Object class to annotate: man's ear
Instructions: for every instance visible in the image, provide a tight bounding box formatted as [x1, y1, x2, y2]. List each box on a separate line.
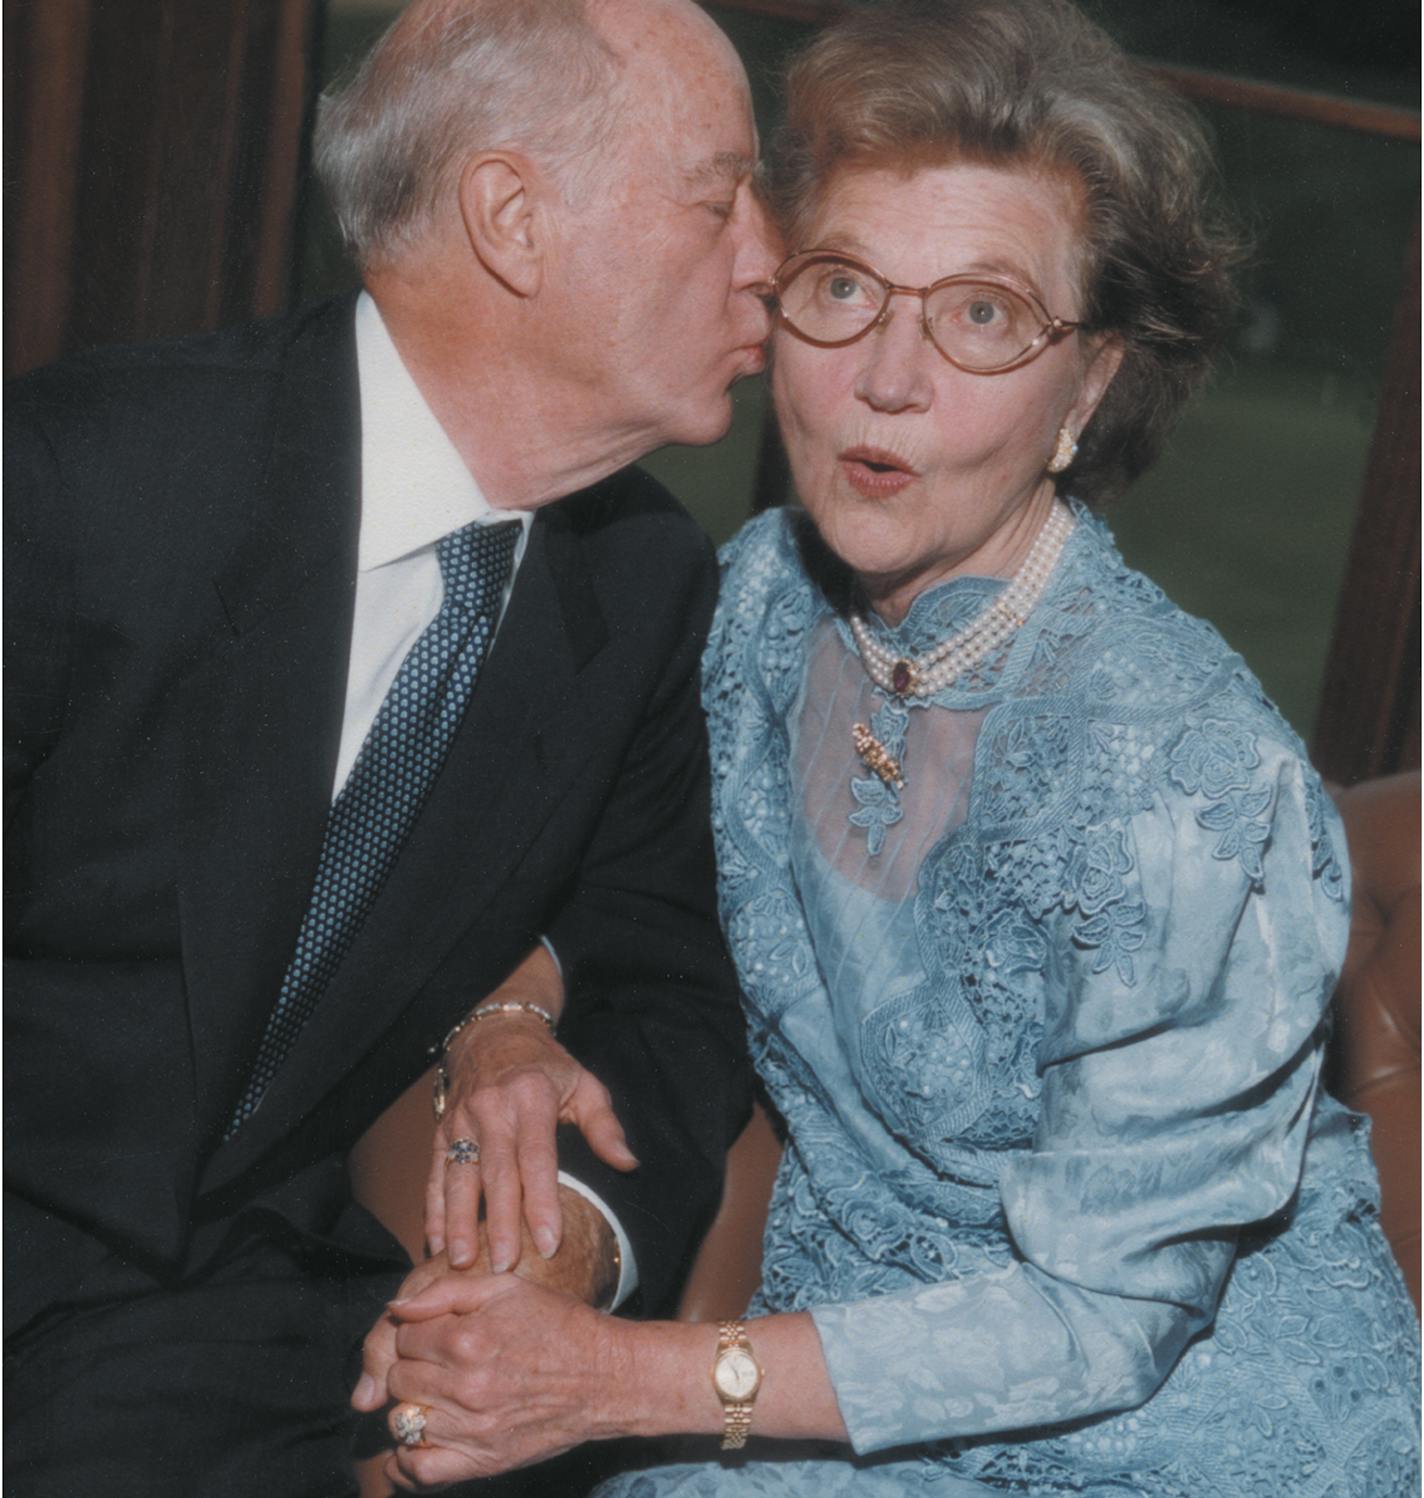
[457, 153, 545, 297]
[1067, 333, 1125, 434]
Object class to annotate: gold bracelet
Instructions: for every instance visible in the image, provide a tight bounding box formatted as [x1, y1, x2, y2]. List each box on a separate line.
[430, 1000, 557, 1120]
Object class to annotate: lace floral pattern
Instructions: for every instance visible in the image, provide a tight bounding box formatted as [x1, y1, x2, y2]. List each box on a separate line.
[596, 506, 1414, 1498]
[1062, 824, 1146, 984]
[1167, 717, 1276, 884]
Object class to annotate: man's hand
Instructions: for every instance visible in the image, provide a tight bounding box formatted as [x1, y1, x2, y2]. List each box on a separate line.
[429, 945, 637, 1272]
[379, 1275, 634, 1491]
[354, 1187, 620, 1416]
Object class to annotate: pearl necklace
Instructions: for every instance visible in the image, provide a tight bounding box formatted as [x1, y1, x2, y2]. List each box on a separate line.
[849, 504, 1074, 699]
[849, 504, 1074, 793]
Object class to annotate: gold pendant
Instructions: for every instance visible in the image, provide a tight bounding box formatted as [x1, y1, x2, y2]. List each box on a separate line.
[852, 723, 904, 790]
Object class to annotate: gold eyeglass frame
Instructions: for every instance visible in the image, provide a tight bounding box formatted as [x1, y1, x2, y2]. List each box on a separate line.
[772, 249, 1086, 374]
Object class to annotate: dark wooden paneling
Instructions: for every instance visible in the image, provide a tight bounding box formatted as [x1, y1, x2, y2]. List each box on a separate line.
[1314, 221, 1422, 784]
[3, 0, 320, 378]
[1139, 65, 1418, 143]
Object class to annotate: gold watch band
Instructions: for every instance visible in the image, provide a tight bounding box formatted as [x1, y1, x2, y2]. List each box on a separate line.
[714, 1320, 761, 1451]
[721, 1400, 754, 1450]
[716, 1320, 743, 1349]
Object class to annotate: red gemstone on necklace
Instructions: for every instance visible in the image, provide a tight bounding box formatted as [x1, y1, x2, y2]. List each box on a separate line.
[891, 660, 914, 695]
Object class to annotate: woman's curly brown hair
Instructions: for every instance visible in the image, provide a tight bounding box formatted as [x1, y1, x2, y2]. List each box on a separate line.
[765, 0, 1248, 503]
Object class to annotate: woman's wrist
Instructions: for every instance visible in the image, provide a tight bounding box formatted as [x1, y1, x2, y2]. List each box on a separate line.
[440, 944, 566, 1073]
[467, 945, 565, 1030]
[446, 999, 555, 1054]
[598, 1313, 847, 1446]
[617, 1320, 727, 1440]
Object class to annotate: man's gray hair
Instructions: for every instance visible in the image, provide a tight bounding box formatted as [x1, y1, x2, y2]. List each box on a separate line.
[314, 0, 626, 269]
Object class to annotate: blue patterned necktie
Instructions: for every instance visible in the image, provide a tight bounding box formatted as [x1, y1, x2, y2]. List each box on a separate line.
[227, 519, 522, 1134]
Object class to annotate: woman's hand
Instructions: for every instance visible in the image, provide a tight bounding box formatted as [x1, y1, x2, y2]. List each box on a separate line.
[427, 946, 637, 1272]
[367, 1277, 847, 1489]
[354, 1194, 622, 1417]
[379, 1275, 635, 1490]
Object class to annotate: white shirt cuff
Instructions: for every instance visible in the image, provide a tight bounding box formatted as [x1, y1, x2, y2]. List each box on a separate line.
[539, 934, 563, 980]
[557, 1172, 639, 1310]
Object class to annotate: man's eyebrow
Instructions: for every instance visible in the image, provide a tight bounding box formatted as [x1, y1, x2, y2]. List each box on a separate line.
[682, 152, 756, 189]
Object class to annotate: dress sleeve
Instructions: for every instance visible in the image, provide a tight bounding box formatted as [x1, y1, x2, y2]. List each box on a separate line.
[809, 745, 1351, 1453]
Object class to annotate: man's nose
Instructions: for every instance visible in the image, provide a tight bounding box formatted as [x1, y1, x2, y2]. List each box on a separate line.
[853, 301, 935, 414]
[734, 192, 783, 293]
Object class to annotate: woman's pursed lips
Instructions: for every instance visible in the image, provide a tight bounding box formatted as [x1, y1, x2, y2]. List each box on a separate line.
[839, 445, 920, 498]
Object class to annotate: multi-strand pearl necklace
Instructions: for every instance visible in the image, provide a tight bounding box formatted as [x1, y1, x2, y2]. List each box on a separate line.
[849, 503, 1075, 790]
[850, 503, 1074, 699]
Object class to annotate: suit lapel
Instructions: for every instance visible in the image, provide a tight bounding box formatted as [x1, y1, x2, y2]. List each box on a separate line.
[181, 298, 362, 1151]
[202, 496, 610, 1191]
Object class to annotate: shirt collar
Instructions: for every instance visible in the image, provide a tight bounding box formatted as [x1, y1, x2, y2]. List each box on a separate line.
[354, 290, 530, 572]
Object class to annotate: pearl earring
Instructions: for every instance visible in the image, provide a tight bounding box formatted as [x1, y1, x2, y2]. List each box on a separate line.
[1047, 427, 1078, 475]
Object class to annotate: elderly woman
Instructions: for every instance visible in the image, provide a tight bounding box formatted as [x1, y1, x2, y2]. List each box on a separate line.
[373, 2, 1419, 1493]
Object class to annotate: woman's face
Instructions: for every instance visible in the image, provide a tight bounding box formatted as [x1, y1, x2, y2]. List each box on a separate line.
[772, 163, 1121, 621]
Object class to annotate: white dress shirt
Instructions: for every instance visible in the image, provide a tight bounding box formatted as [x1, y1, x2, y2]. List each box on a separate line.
[337, 293, 532, 797]
[348, 292, 637, 1305]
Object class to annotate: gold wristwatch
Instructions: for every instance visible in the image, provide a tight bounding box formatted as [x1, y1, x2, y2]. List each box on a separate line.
[711, 1320, 762, 1450]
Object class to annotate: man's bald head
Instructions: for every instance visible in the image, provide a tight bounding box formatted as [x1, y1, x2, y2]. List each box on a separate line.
[314, 0, 743, 271]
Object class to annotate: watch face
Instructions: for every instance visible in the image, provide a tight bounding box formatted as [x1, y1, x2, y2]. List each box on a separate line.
[715, 1348, 760, 1400]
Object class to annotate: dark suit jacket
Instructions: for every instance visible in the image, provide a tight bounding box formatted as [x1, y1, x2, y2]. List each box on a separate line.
[5, 295, 750, 1341]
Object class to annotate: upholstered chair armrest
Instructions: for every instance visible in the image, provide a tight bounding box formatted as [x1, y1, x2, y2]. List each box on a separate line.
[1328, 772, 1421, 1311]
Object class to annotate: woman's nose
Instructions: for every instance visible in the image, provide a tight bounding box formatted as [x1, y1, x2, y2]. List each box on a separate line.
[852, 301, 934, 414]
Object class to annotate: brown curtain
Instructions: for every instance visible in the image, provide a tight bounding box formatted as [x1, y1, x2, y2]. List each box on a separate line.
[4, 0, 320, 379]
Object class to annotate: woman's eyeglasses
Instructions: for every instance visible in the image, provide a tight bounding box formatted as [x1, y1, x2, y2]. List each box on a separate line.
[772, 250, 1085, 374]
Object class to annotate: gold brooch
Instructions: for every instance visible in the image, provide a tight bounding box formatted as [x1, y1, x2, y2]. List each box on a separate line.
[852, 723, 904, 790]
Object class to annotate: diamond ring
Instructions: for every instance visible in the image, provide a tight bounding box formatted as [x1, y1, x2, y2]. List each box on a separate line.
[446, 1137, 480, 1166]
[391, 1402, 430, 1448]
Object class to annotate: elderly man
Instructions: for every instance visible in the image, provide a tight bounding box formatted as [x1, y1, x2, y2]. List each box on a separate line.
[4, 0, 775, 1493]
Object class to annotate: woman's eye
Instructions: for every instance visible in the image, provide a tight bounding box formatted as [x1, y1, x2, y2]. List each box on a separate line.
[705, 201, 734, 222]
[821, 270, 875, 305]
[967, 299, 1002, 326]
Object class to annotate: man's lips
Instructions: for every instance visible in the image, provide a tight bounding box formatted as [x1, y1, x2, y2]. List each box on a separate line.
[840, 445, 919, 498]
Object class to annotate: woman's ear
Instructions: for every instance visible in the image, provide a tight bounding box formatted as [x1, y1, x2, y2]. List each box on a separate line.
[1067, 333, 1125, 434]
[457, 153, 545, 297]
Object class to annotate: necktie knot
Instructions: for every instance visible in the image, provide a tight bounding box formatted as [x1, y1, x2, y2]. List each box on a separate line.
[437, 519, 522, 618]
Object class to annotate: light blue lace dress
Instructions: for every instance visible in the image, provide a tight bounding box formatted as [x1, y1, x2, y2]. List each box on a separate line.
[597, 504, 1420, 1498]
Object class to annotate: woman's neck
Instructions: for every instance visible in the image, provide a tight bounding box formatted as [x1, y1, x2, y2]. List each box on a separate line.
[864, 482, 1061, 627]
